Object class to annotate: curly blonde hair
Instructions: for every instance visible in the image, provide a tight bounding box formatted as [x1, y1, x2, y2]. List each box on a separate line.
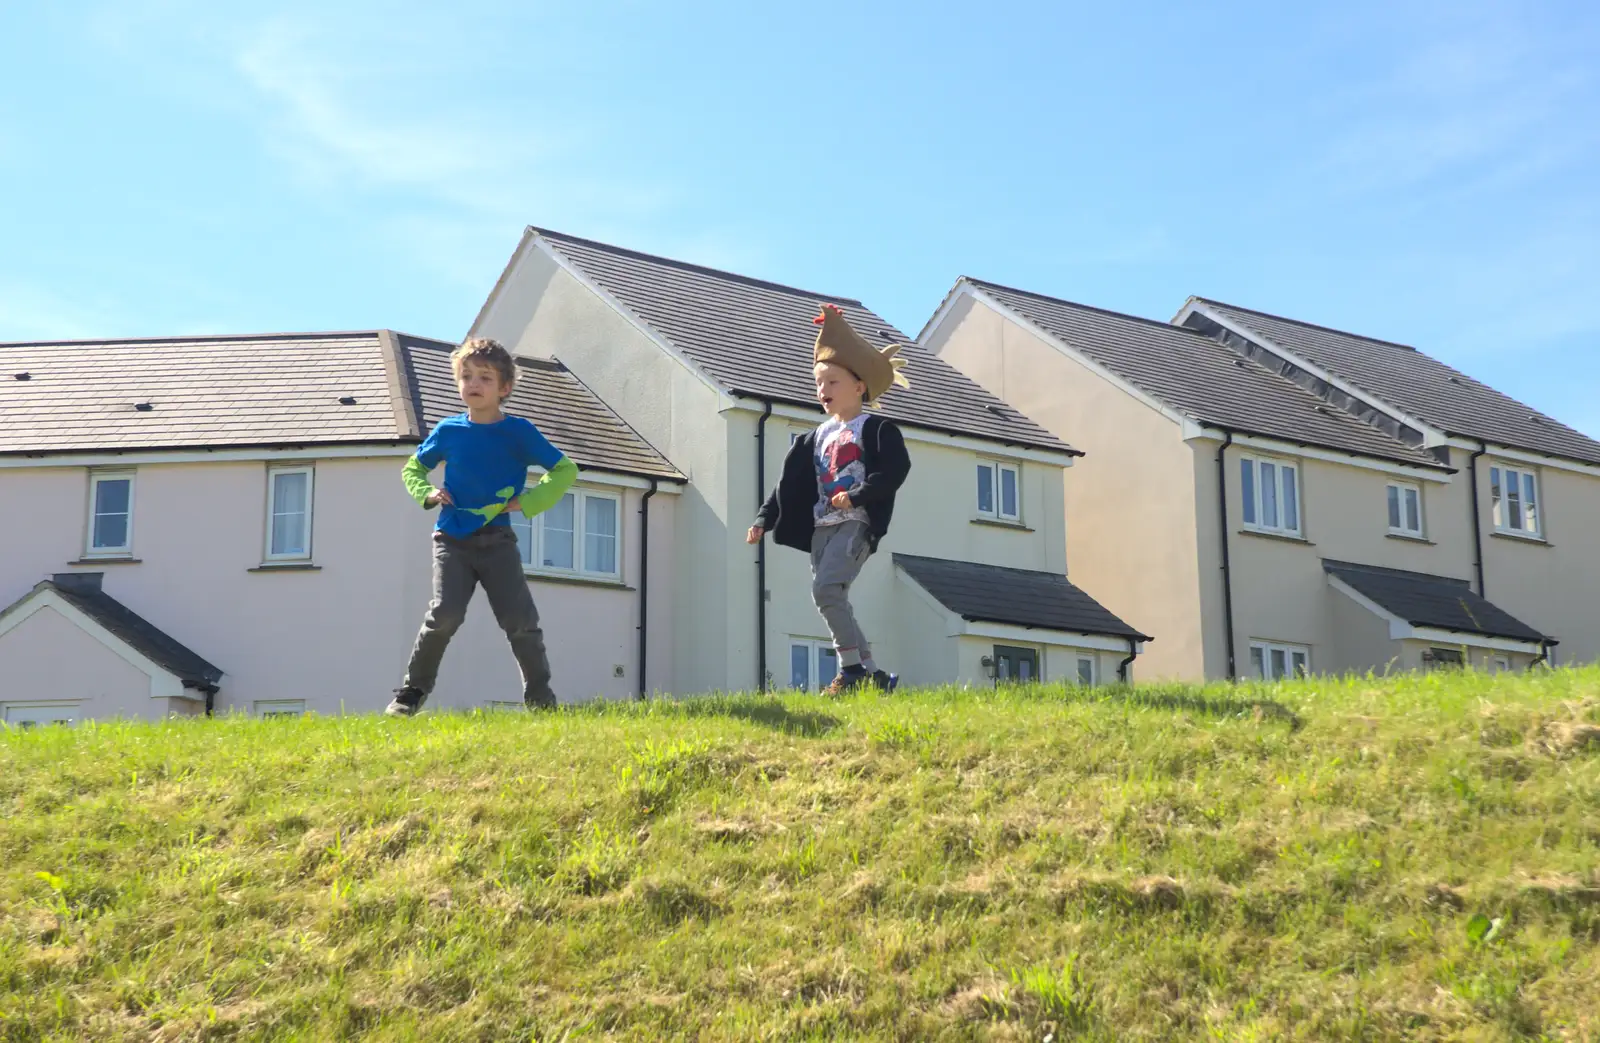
[450, 338, 517, 399]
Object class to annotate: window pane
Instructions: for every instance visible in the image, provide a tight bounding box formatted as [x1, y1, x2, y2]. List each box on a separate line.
[1522, 473, 1537, 532]
[270, 472, 308, 556]
[977, 464, 994, 514]
[1250, 646, 1265, 679]
[511, 513, 535, 565]
[817, 646, 838, 686]
[996, 654, 1012, 681]
[1240, 459, 1256, 525]
[1077, 658, 1094, 686]
[93, 510, 128, 550]
[1282, 466, 1298, 532]
[1507, 470, 1523, 529]
[1270, 648, 1287, 680]
[1291, 651, 1308, 677]
[1018, 656, 1033, 682]
[1387, 485, 1401, 529]
[92, 478, 131, 549]
[1405, 489, 1420, 532]
[1000, 467, 1018, 519]
[542, 494, 575, 569]
[1261, 462, 1279, 528]
[1489, 467, 1503, 527]
[584, 496, 618, 574]
[790, 644, 811, 690]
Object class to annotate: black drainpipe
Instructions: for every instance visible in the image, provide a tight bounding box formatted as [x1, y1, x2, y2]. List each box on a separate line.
[755, 401, 774, 692]
[1216, 430, 1238, 680]
[1117, 637, 1140, 683]
[1468, 439, 1488, 596]
[1531, 640, 1553, 670]
[636, 478, 658, 701]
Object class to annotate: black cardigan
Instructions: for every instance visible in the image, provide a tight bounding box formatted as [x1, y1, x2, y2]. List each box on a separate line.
[754, 414, 912, 552]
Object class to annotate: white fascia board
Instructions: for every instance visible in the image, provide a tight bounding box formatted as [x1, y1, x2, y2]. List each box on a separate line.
[963, 283, 1190, 429]
[1185, 426, 1453, 484]
[0, 589, 196, 699]
[893, 567, 967, 636]
[1326, 574, 1544, 655]
[531, 236, 738, 411]
[1176, 301, 1446, 445]
[0, 444, 415, 469]
[576, 471, 685, 493]
[466, 227, 537, 340]
[742, 399, 1075, 467]
[962, 620, 1138, 654]
[1444, 438, 1600, 479]
[912, 278, 970, 346]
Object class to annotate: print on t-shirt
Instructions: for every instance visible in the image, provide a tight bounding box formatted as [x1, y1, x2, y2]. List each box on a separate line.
[814, 415, 871, 527]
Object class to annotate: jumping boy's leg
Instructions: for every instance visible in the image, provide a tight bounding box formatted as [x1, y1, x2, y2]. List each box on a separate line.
[811, 521, 873, 690]
[393, 532, 478, 712]
[478, 526, 557, 708]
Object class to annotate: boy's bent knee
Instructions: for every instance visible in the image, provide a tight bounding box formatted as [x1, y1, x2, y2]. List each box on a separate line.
[812, 581, 847, 608]
[423, 605, 466, 635]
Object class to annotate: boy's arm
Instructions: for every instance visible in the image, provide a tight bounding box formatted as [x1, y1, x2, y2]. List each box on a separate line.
[752, 434, 808, 531]
[518, 456, 578, 517]
[401, 429, 448, 508]
[847, 421, 911, 506]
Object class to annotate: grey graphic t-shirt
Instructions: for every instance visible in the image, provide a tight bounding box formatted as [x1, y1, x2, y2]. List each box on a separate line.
[813, 414, 872, 527]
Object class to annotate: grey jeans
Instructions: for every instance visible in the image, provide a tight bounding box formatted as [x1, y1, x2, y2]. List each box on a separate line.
[402, 525, 556, 706]
[811, 521, 874, 665]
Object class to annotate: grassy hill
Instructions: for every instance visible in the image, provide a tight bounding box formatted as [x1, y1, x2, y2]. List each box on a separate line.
[3, 672, 1599, 1042]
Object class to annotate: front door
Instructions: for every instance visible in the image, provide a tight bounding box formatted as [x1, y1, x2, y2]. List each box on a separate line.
[993, 645, 1040, 684]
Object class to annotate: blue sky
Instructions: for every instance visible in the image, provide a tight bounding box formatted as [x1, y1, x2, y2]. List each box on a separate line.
[3, 1, 1598, 433]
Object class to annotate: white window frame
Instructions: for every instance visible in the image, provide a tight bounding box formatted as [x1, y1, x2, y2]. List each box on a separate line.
[1489, 463, 1541, 538]
[1386, 481, 1424, 538]
[254, 699, 306, 718]
[1489, 654, 1513, 673]
[976, 460, 1021, 523]
[3, 702, 82, 728]
[787, 638, 840, 692]
[1240, 456, 1302, 537]
[86, 470, 136, 558]
[1074, 653, 1098, 687]
[510, 481, 622, 580]
[264, 464, 315, 562]
[1248, 641, 1310, 681]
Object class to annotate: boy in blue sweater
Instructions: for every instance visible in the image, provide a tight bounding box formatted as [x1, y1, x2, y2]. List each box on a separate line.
[386, 338, 578, 716]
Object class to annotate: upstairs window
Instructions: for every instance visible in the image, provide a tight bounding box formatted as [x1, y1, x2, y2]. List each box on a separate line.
[1489, 465, 1540, 537]
[1240, 457, 1301, 537]
[87, 472, 135, 557]
[977, 461, 1020, 522]
[511, 486, 621, 579]
[265, 466, 314, 561]
[1386, 481, 1423, 538]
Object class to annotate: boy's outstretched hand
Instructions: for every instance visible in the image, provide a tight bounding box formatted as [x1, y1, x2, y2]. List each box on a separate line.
[425, 488, 454, 508]
[830, 490, 853, 509]
[746, 525, 764, 545]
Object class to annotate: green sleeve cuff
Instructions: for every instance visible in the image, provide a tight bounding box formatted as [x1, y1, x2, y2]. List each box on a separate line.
[518, 456, 579, 517]
[402, 455, 435, 508]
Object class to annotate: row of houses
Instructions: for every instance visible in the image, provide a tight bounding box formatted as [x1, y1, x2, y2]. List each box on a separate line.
[3, 226, 1596, 723]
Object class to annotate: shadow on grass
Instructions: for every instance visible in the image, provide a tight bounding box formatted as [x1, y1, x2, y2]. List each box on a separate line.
[1028, 682, 1303, 732]
[656, 695, 843, 737]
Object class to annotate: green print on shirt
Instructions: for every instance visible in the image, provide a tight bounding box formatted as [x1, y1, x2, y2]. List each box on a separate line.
[462, 487, 520, 523]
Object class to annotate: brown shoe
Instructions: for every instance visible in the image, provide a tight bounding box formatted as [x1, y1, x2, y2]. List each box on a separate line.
[821, 666, 870, 696]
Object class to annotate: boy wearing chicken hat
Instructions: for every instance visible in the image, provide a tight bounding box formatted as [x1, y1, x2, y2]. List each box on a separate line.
[748, 303, 913, 694]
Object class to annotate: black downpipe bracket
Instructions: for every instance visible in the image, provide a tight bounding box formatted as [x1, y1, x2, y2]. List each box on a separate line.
[1468, 439, 1489, 596]
[1117, 637, 1140, 683]
[1216, 431, 1238, 679]
[636, 479, 658, 701]
[755, 401, 774, 693]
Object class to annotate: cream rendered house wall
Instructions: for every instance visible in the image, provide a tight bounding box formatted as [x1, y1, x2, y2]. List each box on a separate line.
[0, 456, 674, 717]
[470, 240, 727, 695]
[925, 295, 1201, 680]
[0, 604, 176, 718]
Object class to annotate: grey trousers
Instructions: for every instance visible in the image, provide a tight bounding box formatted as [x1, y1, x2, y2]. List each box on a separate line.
[811, 521, 874, 665]
[402, 525, 556, 706]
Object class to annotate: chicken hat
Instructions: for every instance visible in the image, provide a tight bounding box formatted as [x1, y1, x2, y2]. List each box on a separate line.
[812, 303, 911, 404]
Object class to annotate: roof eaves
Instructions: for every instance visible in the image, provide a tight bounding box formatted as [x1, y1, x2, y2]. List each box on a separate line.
[0, 437, 419, 460]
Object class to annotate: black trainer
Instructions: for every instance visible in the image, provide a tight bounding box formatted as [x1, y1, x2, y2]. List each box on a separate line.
[385, 687, 425, 717]
[524, 696, 558, 712]
[871, 670, 899, 693]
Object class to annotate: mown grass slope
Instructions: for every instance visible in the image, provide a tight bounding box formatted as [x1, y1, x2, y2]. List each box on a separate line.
[3, 671, 1599, 1041]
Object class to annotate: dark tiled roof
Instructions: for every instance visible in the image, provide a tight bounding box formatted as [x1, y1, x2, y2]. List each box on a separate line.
[967, 280, 1447, 471]
[1323, 560, 1551, 644]
[400, 336, 682, 481]
[532, 229, 1076, 455]
[894, 553, 1150, 641]
[1192, 300, 1600, 466]
[37, 574, 223, 687]
[0, 332, 401, 454]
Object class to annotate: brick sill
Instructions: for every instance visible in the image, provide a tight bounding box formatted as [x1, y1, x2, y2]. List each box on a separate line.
[248, 563, 323, 572]
[1239, 528, 1313, 546]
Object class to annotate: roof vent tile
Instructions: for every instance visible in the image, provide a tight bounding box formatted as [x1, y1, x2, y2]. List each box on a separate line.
[339, 396, 357, 405]
[134, 402, 154, 412]
[13, 372, 29, 381]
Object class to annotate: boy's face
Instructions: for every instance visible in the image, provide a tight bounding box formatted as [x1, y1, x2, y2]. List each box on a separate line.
[456, 359, 510, 409]
[814, 362, 866, 415]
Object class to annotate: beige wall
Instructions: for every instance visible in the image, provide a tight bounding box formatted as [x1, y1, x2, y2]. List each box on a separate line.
[925, 295, 1193, 679]
[0, 457, 675, 719]
[471, 242, 728, 695]
[0, 604, 163, 718]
